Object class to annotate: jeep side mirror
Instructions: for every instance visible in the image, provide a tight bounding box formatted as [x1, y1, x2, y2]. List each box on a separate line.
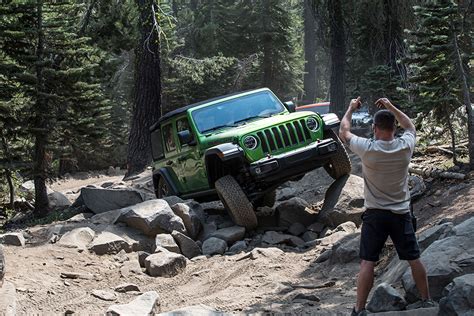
[284, 101, 296, 113]
[177, 130, 196, 146]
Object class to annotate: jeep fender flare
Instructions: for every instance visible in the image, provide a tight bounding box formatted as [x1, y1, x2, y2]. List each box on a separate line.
[322, 113, 340, 130]
[204, 143, 244, 188]
[152, 168, 180, 197]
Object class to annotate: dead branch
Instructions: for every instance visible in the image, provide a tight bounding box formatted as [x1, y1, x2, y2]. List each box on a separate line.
[409, 164, 466, 180]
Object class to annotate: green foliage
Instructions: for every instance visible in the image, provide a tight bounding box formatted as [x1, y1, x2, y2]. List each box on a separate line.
[406, 0, 462, 119]
[0, 0, 114, 176]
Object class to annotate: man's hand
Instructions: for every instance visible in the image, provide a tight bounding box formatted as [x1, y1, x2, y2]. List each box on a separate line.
[339, 96, 360, 144]
[375, 97, 395, 110]
[349, 96, 362, 112]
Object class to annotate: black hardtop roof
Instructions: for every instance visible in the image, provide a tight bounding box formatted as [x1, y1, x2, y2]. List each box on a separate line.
[149, 88, 270, 132]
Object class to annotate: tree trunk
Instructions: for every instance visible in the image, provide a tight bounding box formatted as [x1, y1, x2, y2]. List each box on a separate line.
[383, 0, 405, 80]
[79, 0, 98, 36]
[303, 0, 317, 102]
[4, 170, 15, 210]
[126, 0, 162, 177]
[446, 112, 458, 165]
[33, 0, 50, 216]
[453, 33, 474, 169]
[262, 0, 274, 91]
[328, 0, 346, 117]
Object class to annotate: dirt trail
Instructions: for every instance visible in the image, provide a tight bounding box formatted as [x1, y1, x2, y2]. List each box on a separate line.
[3, 165, 474, 314]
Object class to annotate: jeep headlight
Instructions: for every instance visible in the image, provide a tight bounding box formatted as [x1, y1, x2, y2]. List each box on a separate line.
[306, 117, 319, 132]
[243, 135, 258, 150]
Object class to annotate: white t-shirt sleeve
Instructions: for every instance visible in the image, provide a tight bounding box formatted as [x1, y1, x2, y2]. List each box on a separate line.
[349, 135, 370, 157]
[399, 130, 416, 154]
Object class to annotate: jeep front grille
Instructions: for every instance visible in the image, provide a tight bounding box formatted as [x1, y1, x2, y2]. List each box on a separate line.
[257, 119, 312, 154]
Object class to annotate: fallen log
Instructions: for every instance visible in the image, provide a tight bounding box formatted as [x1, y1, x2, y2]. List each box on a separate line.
[409, 164, 466, 180]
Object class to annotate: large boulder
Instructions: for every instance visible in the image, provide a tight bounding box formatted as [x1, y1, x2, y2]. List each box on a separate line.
[439, 273, 474, 316]
[202, 237, 227, 256]
[58, 227, 95, 249]
[262, 231, 305, 247]
[145, 252, 187, 277]
[402, 217, 474, 301]
[0, 245, 4, 287]
[417, 222, 455, 251]
[381, 222, 455, 286]
[171, 231, 201, 259]
[81, 187, 144, 214]
[367, 282, 407, 312]
[329, 233, 360, 264]
[118, 200, 186, 237]
[0, 233, 25, 247]
[171, 202, 203, 240]
[276, 197, 318, 228]
[88, 225, 152, 255]
[317, 175, 365, 227]
[48, 191, 71, 209]
[88, 231, 132, 255]
[154, 234, 180, 253]
[106, 291, 159, 315]
[210, 226, 246, 245]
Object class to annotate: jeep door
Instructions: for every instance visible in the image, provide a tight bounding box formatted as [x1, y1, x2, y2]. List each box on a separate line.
[175, 116, 208, 193]
[161, 122, 182, 192]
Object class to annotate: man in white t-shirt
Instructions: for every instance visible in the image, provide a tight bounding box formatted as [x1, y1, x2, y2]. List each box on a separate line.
[339, 97, 434, 315]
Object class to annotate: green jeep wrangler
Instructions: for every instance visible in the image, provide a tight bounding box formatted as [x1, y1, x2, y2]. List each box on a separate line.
[150, 88, 351, 229]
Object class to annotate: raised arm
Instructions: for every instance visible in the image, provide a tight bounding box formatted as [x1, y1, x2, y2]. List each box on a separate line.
[375, 98, 416, 134]
[339, 96, 361, 144]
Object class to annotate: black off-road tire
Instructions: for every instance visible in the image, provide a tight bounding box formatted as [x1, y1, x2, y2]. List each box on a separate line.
[323, 130, 352, 179]
[254, 190, 276, 208]
[156, 177, 170, 198]
[215, 175, 258, 230]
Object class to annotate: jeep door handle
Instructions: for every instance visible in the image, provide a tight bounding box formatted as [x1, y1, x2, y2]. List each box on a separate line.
[166, 160, 173, 166]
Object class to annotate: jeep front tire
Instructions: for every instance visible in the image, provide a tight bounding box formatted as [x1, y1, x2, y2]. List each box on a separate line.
[324, 130, 351, 179]
[215, 175, 258, 230]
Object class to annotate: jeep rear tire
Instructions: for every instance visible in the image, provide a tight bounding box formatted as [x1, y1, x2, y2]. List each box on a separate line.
[324, 130, 352, 179]
[156, 177, 170, 198]
[215, 175, 258, 230]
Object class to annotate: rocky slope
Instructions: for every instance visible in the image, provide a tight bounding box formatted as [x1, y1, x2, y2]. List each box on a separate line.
[0, 154, 473, 315]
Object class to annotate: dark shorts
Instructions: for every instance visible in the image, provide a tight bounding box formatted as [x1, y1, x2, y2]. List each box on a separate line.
[360, 208, 420, 262]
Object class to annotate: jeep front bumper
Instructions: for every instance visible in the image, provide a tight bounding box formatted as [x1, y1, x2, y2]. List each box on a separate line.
[249, 138, 338, 180]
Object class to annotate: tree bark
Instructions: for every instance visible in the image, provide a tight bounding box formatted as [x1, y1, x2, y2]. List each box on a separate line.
[126, 0, 162, 177]
[33, 0, 50, 216]
[262, 0, 274, 91]
[303, 0, 317, 102]
[382, 0, 405, 80]
[328, 0, 346, 117]
[453, 33, 473, 169]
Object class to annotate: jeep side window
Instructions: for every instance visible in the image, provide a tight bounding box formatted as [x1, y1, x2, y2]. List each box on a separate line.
[150, 128, 164, 160]
[176, 117, 194, 146]
[162, 123, 176, 152]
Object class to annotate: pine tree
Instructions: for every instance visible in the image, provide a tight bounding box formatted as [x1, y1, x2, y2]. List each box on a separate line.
[0, 0, 112, 214]
[406, 0, 464, 163]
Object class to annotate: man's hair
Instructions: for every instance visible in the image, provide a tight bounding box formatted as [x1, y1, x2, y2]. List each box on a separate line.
[374, 110, 396, 131]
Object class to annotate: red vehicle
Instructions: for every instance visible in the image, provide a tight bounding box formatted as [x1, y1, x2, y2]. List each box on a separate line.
[296, 102, 330, 115]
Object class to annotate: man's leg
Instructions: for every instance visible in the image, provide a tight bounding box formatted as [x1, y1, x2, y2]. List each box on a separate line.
[355, 260, 375, 311]
[408, 259, 430, 300]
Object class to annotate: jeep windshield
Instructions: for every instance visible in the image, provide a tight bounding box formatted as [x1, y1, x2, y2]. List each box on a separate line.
[192, 91, 286, 134]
